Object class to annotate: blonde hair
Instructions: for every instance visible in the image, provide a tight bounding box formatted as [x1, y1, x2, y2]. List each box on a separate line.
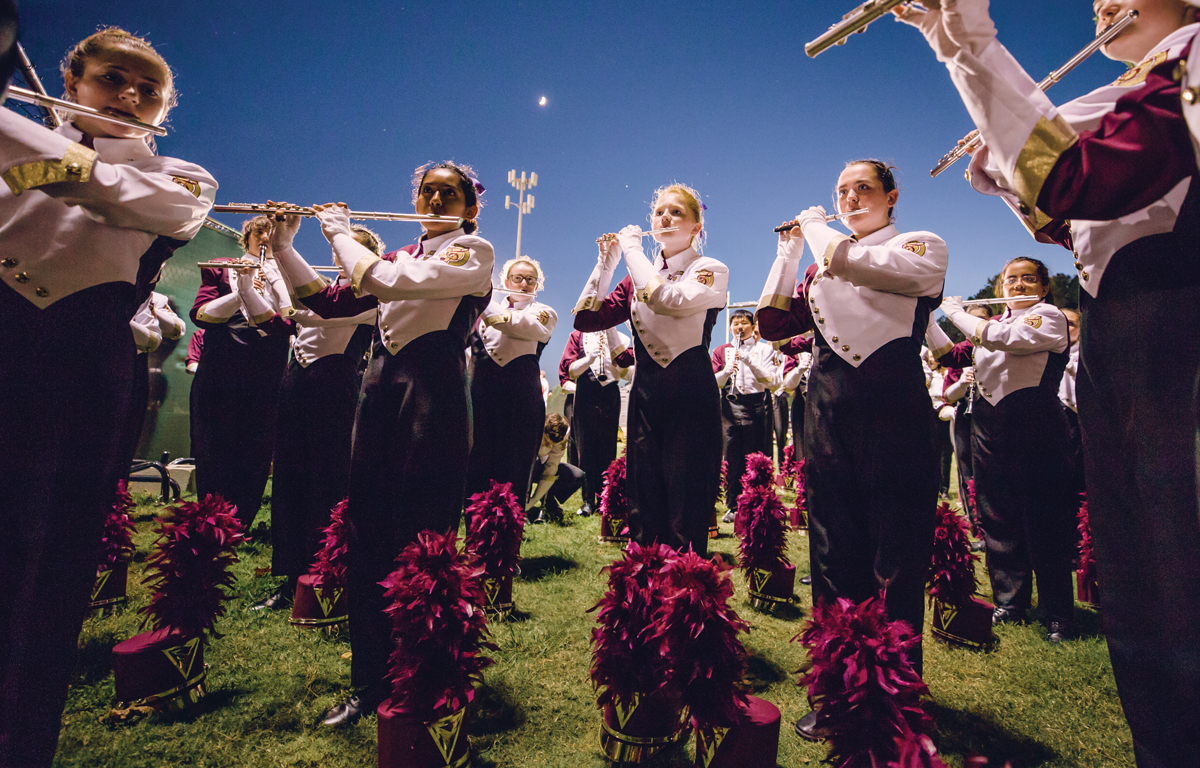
[61, 27, 176, 114]
[350, 225, 385, 256]
[651, 182, 705, 251]
[238, 216, 273, 252]
[500, 255, 544, 292]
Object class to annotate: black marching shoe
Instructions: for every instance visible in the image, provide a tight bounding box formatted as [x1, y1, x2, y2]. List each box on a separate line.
[530, 505, 548, 524]
[576, 502, 595, 517]
[969, 539, 986, 552]
[1045, 620, 1073, 644]
[800, 575, 813, 585]
[794, 710, 829, 742]
[250, 582, 293, 611]
[992, 606, 1028, 625]
[319, 690, 381, 726]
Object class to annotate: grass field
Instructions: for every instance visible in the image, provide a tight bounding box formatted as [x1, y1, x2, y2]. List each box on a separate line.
[56, 483, 1134, 768]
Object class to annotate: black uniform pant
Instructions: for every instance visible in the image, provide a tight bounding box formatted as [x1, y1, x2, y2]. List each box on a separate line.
[117, 352, 151, 470]
[191, 333, 289, 528]
[530, 460, 585, 515]
[770, 390, 790, 463]
[271, 355, 359, 579]
[573, 372, 621, 510]
[971, 390, 1074, 625]
[0, 281, 137, 767]
[466, 353, 544, 503]
[933, 413, 952, 496]
[804, 337, 937, 674]
[790, 390, 806, 459]
[562, 393, 579, 466]
[1078, 249, 1200, 768]
[952, 402, 977, 530]
[347, 332, 471, 694]
[721, 391, 769, 508]
[626, 344, 722, 556]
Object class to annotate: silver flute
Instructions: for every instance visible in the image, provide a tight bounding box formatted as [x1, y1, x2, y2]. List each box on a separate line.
[930, 9, 1138, 177]
[774, 209, 869, 232]
[806, 1, 926, 58]
[213, 202, 464, 227]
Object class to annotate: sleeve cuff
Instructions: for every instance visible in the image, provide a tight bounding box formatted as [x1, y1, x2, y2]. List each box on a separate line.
[757, 293, 792, 313]
[294, 276, 328, 298]
[482, 311, 511, 328]
[636, 275, 666, 304]
[351, 255, 381, 298]
[573, 295, 601, 313]
[1010, 115, 1078, 214]
[2, 142, 98, 196]
[251, 309, 277, 325]
[820, 234, 852, 276]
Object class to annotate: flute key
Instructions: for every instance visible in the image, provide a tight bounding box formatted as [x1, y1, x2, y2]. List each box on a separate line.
[773, 208, 869, 233]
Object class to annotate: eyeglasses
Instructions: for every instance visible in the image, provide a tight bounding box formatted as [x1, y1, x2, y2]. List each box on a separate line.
[508, 275, 538, 285]
[1002, 274, 1042, 286]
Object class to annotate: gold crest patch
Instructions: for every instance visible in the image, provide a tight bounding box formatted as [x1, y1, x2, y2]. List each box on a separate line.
[1112, 50, 1167, 88]
[1023, 314, 1043, 329]
[170, 176, 201, 197]
[901, 241, 927, 256]
[693, 269, 715, 287]
[536, 310, 550, 326]
[439, 246, 471, 266]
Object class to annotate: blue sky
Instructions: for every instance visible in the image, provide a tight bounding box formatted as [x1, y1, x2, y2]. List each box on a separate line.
[15, 2, 1119, 376]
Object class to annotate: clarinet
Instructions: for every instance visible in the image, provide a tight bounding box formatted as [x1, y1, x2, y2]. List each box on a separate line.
[595, 331, 609, 384]
[726, 332, 744, 402]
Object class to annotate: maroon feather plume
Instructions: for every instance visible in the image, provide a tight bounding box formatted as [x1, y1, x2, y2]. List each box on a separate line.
[776, 444, 800, 489]
[588, 542, 676, 708]
[464, 481, 526, 579]
[734, 452, 789, 573]
[381, 530, 496, 713]
[309, 497, 351, 591]
[1077, 493, 1094, 574]
[718, 459, 729, 505]
[888, 732, 950, 768]
[98, 481, 137, 573]
[926, 502, 979, 607]
[600, 455, 630, 529]
[139, 494, 247, 643]
[794, 595, 933, 768]
[966, 477, 978, 519]
[652, 550, 750, 728]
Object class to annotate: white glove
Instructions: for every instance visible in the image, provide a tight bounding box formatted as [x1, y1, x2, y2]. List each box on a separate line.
[598, 237, 621, 269]
[893, 1, 961, 62]
[941, 0, 997, 58]
[616, 225, 644, 255]
[940, 295, 965, 316]
[939, 404, 956, 421]
[268, 207, 302, 250]
[723, 348, 739, 372]
[314, 203, 353, 244]
[796, 206, 827, 234]
[236, 269, 257, 294]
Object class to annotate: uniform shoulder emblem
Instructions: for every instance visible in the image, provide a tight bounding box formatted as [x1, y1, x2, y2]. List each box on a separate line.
[901, 241, 927, 256]
[536, 310, 551, 326]
[1112, 50, 1167, 88]
[693, 268, 715, 287]
[439, 245, 471, 266]
[1023, 314, 1043, 329]
[170, 176, 202, 198]
[666, 270, 685, 282]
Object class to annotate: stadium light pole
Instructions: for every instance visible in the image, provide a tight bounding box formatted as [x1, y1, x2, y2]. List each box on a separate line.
[505, 169, 537, 259]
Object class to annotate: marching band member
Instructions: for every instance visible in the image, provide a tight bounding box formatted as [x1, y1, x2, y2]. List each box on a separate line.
[713, 310, 780, 519]
[898, 2, 1200, 761]
[190, 216, 294, 529]
[254, 225, 379, 612]
[931, 259, 1075, 641]
[1058, 308, 1085, 498]
[465, 255, 557, 503]
[122, 290, 185, 466]
[756, 160, 946, 740]
[777, 332, 814, 457]
[767, 345, 792, 464]
[267, 162, 493, 727]
[558, 326, 635, 516]
[526, 413, 586, 524]
[936, 307, 990, 537]
[574, 183, 728, 555]
[0, 26, 215, 765]
[185, 328, 204, 373]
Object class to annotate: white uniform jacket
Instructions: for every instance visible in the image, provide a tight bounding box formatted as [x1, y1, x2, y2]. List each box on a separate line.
[478, 293, 557, 367]
[0, 111, 216, 308]
[713, 338, 779, 394]
[274, 227, 494, 355]
[758, 222, 947, 368]
[950, 25, 1199, 296]
[946, 301, 1069, 405]
[567, 328, 634, 384]
[574, 244, 728, 368]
